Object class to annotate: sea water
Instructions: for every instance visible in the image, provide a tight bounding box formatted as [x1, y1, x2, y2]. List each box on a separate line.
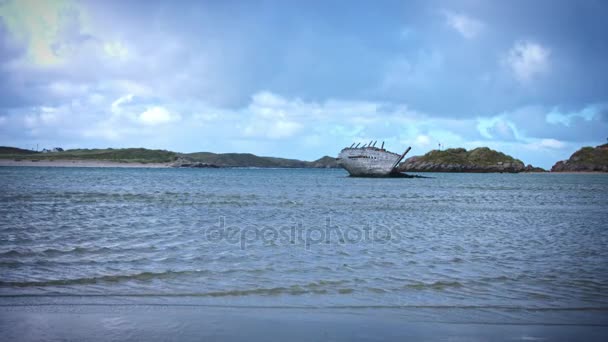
[1, 167, 607, 339]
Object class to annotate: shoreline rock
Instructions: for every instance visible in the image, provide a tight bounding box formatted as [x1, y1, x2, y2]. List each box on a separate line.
[169, 157, 220, 168]
[551, 144, 608, 172]
[524, 164, 547, 173]
[397, 147, 543, 173]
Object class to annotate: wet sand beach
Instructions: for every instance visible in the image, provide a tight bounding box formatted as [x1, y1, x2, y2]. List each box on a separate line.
[2, 304, 607, 342]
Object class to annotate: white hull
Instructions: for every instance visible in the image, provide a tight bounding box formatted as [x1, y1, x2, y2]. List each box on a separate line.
[337, 146, 409, 177]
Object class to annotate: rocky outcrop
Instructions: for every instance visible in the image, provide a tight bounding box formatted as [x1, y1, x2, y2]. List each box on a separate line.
[308, 156, 340, 168]
[524, 164, 547, 173]
[399, 158, 526, 172]
[169, 157, 219, 168]
[551, 144, 608, 172]
[398, 147, 529, 173]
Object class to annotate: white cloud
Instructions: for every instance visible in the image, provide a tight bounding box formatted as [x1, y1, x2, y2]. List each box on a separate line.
[477, 116, 520, 141]
[21, 106, 62, 128]
[539, 138, 565, 149]
[243, 120, 302, 139]
[415, 134, 431, 146]
[242, 92, 303, 139]
[193, 112, 219, 122]
[88, 93, 106, 105]
[546, 105, 598, 126]
[82, 126, 121, 141]
[39, 110, 58, 124]
[48, 81, 90, 98]
[23, 114, 37, 128]
[236, 91, 474, 151]
[103, 41, 130, 61]
[443, 11, 483, 39]
[2, 88, 594, 168]
[138, 106, 180, 125]
[504, 41, 550, 82]
[111, 94, 134, 114]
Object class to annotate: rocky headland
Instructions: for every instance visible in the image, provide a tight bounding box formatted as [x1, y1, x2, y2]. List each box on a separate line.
[551, 144, 608, 172]
[397, 147, 545, 173]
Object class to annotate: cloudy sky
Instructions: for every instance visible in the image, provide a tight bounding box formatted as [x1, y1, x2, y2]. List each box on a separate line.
[1, 0, 607, 167]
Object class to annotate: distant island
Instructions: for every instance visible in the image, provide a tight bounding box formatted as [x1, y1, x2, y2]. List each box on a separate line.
[397, 147, 545, 173]
[551, 144, 608, 172]
[0, 146, 339, 169]
[3, 144, 608, 173]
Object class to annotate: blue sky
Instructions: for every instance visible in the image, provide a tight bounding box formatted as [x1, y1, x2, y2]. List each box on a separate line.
[0, 0, 607, 168]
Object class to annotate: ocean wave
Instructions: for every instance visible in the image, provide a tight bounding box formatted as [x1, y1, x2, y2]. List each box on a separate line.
[0, 246, 157, 258]
[405, 281, 463, 290]
[0, 269, 209, 287]
[0, 298, 606, 314]
[0, 256, 155, 268]
[0, 276, 355, 297]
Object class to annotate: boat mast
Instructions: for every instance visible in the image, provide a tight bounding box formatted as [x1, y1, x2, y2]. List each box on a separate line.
[390, 146, 412, 171]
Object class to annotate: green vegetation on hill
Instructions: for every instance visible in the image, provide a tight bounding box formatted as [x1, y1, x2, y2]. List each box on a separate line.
[308, 156, 340, 168]
[0, 148, 177, 163]
[184, 152, 338, 168]
[0, 146, 39, 155]
[551, 144, 608, 172]
[413, 147, 524, 166]
[569, 144, 608, 165]
[185, 152, 308, 168]
[398, 147, 531, 173]
[0, 146, 339, 168]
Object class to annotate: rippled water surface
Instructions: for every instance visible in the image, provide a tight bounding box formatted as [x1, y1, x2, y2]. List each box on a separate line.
[1, 167, 608, 325]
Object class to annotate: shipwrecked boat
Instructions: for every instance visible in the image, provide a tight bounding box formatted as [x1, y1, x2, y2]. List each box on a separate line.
[337, 141, 411, 177]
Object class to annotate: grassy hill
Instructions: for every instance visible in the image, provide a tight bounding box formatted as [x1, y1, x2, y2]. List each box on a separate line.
[1, 148, 178, 163]
[551, 144, 608, 172]
[183, 152, 338, 168]
[184, 152, 309, 168]
[398, 147, 527, 173]
[0, 146, 339, 168]
[0, 146, 39, 155]
[412, 147, 523, 166]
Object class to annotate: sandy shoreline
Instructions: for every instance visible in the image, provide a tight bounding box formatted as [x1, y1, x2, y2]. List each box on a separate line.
[1, 304, 606, 342]
[0, 159, 169, 168]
